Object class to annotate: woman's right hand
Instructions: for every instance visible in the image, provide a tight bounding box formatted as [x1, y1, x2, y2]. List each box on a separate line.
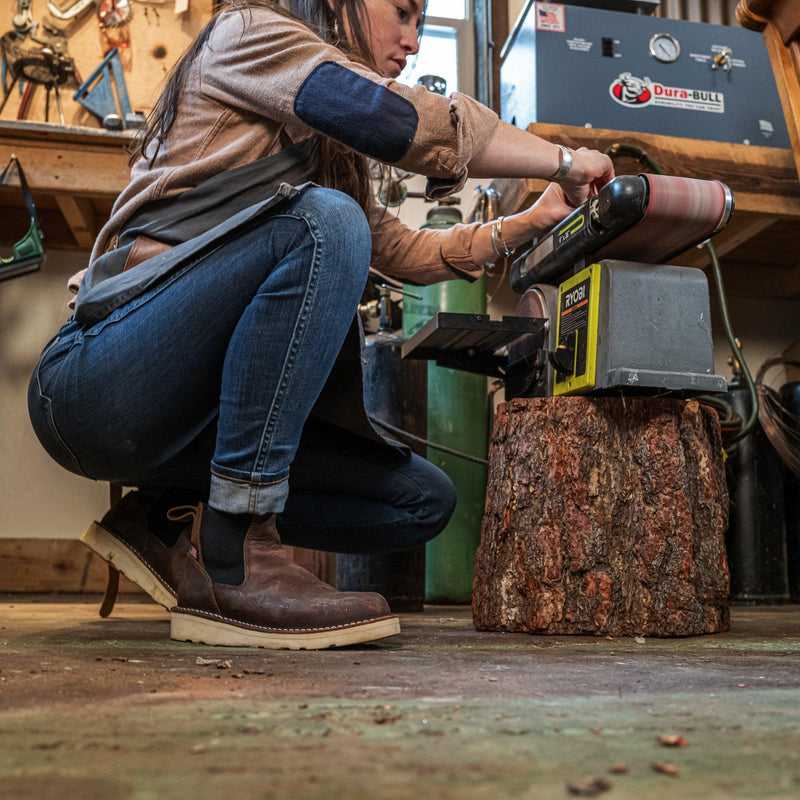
[554, 147, 615, 208]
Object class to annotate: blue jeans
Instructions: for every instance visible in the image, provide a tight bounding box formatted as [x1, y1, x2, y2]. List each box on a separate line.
[28, 187, 456, 553]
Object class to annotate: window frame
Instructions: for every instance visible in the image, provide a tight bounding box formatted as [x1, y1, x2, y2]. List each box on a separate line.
[401, 9, 475, 97]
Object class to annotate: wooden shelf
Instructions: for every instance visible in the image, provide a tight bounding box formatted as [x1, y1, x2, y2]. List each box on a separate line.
[0, 120, 132, 251]
[491, 123, 800, 299]
[0, 0, 213, 254]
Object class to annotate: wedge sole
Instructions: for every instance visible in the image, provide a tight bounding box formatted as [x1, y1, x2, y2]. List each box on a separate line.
[170, 611, 401, 650]
[80, 522, 176, 609]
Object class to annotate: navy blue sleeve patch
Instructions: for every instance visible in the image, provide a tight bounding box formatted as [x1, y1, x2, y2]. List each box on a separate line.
[294, 61, 418, 163]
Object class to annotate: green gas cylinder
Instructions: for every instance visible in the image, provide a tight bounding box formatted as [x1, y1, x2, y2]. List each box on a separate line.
[403, 205, 488, 604]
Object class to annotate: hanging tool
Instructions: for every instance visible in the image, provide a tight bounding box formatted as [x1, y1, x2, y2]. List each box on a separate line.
[0, 154, 46, 282]
[12, 0, 35, 36]
[0, 30, 78, 123]
[2, 0, 80, 125]
[73, 47, 145, 129]
[45, 0, 96, 22]
[96, 0, 133, 49]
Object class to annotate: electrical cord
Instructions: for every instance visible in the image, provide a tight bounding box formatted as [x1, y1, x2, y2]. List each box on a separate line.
[702, 240, 759, 443]
[755, 354, 800, 478]
[604, 142, 665, 175]
[604, 142, 759, 445]
[368, 414, 489, 467]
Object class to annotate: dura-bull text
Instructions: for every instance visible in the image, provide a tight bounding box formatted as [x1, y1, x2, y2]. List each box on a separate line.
[653, 85, 723, 104]
[609, 73, 725, 113]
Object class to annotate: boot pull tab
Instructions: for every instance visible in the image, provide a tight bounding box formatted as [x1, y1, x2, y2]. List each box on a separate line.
[166, 505, 198, 523]
[167, 504, 204, 560]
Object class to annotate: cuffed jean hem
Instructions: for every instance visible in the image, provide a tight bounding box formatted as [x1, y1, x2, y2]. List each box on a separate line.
[209, 471, 289, 515]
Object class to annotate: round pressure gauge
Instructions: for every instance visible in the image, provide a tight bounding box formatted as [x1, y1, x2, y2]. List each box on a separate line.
[649, 33, 680, 63]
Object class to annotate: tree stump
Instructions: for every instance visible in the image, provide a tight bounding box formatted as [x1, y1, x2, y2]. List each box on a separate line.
[473, 397, 730, 637]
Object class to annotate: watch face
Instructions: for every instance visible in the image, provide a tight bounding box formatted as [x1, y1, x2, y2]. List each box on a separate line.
[649, 33, 680, 63]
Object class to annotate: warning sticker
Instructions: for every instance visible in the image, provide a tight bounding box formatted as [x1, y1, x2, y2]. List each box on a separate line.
[559, 277, 590, 379]
[609, 73, 725, 114]
[535, 2, 565, 33]
[566, 37, 593, 53]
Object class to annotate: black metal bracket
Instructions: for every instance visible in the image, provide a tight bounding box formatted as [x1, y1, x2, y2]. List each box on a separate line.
[401, 312, 546, 378]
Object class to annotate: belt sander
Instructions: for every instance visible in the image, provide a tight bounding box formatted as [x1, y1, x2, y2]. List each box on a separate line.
[402, 173, 733, 399]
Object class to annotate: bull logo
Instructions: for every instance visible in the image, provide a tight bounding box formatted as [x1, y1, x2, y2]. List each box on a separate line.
[609, 73, 653, 107]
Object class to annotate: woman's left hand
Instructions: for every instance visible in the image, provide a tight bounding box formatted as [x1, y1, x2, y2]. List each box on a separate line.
[520, 182, 578, 234]
[472, 183, 585, 265]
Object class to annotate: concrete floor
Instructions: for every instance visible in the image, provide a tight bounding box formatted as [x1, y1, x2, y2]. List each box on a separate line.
[1, 597, 799, 800]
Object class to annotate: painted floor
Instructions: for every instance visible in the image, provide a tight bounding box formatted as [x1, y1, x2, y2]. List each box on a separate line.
[1, 597, 799, 799]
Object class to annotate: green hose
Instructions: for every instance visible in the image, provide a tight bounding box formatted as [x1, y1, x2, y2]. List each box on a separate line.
[604, 142, 759, 444]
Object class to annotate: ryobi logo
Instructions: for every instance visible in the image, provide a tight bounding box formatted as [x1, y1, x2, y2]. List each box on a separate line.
[563, 284, 587, 308]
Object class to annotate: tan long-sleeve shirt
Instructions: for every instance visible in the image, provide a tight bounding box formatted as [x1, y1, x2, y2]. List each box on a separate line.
[87, 4, 501, 287]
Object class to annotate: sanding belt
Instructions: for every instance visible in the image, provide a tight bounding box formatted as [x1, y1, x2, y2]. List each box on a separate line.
[593, 173, 732, 265]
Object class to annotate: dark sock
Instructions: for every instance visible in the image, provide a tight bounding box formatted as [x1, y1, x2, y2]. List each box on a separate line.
[145, 488, 205, 547]
[199, 506, 251, 585]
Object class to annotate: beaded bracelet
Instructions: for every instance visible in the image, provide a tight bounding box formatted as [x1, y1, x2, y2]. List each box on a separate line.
[491, 216, 514, 259]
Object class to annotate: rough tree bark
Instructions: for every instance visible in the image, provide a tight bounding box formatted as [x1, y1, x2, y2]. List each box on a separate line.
[473, 397, 730, 637]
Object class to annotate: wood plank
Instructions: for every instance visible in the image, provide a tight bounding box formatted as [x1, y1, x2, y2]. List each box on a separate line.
[0, 130, 132, 196]
[0, 123, 130, 249]
[738, 0, 800, 44]
[54, 194, 97, 249]
[738, 0, 800, 180]
[522, 123, 800, 216]
[0, 538, 143, 594]
[762, 30, 800, 180]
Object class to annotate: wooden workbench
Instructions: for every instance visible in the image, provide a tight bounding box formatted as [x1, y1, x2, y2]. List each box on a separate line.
[0, 120, 132, 251]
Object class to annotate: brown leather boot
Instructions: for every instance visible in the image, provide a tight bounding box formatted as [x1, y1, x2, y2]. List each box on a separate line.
[80, 491, 191, 609]
[170, 504, 400, 649]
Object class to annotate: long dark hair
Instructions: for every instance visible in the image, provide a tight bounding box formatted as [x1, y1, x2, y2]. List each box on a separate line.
[130, 0, 386, 212]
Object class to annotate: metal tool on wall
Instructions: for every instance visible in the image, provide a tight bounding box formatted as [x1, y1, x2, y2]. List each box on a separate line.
[46, 0, 97, 22]
[96, 0, 133, 49]
[0, 35, 78, 123]
[1, 2, 80, 124]
[73, 46, 145, 129]
[0, 154, 46, 281]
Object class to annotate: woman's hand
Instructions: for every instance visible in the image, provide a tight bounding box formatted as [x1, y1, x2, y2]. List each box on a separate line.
[470, 183, 587, 266]
[520, 182, 577, 233]
[466, 122, 615, 202]
[555, 147, 615, 208]
[464, 122, 617, 264]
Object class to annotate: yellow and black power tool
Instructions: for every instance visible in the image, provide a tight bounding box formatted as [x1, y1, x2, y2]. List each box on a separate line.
[402, 173, 733, 400]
